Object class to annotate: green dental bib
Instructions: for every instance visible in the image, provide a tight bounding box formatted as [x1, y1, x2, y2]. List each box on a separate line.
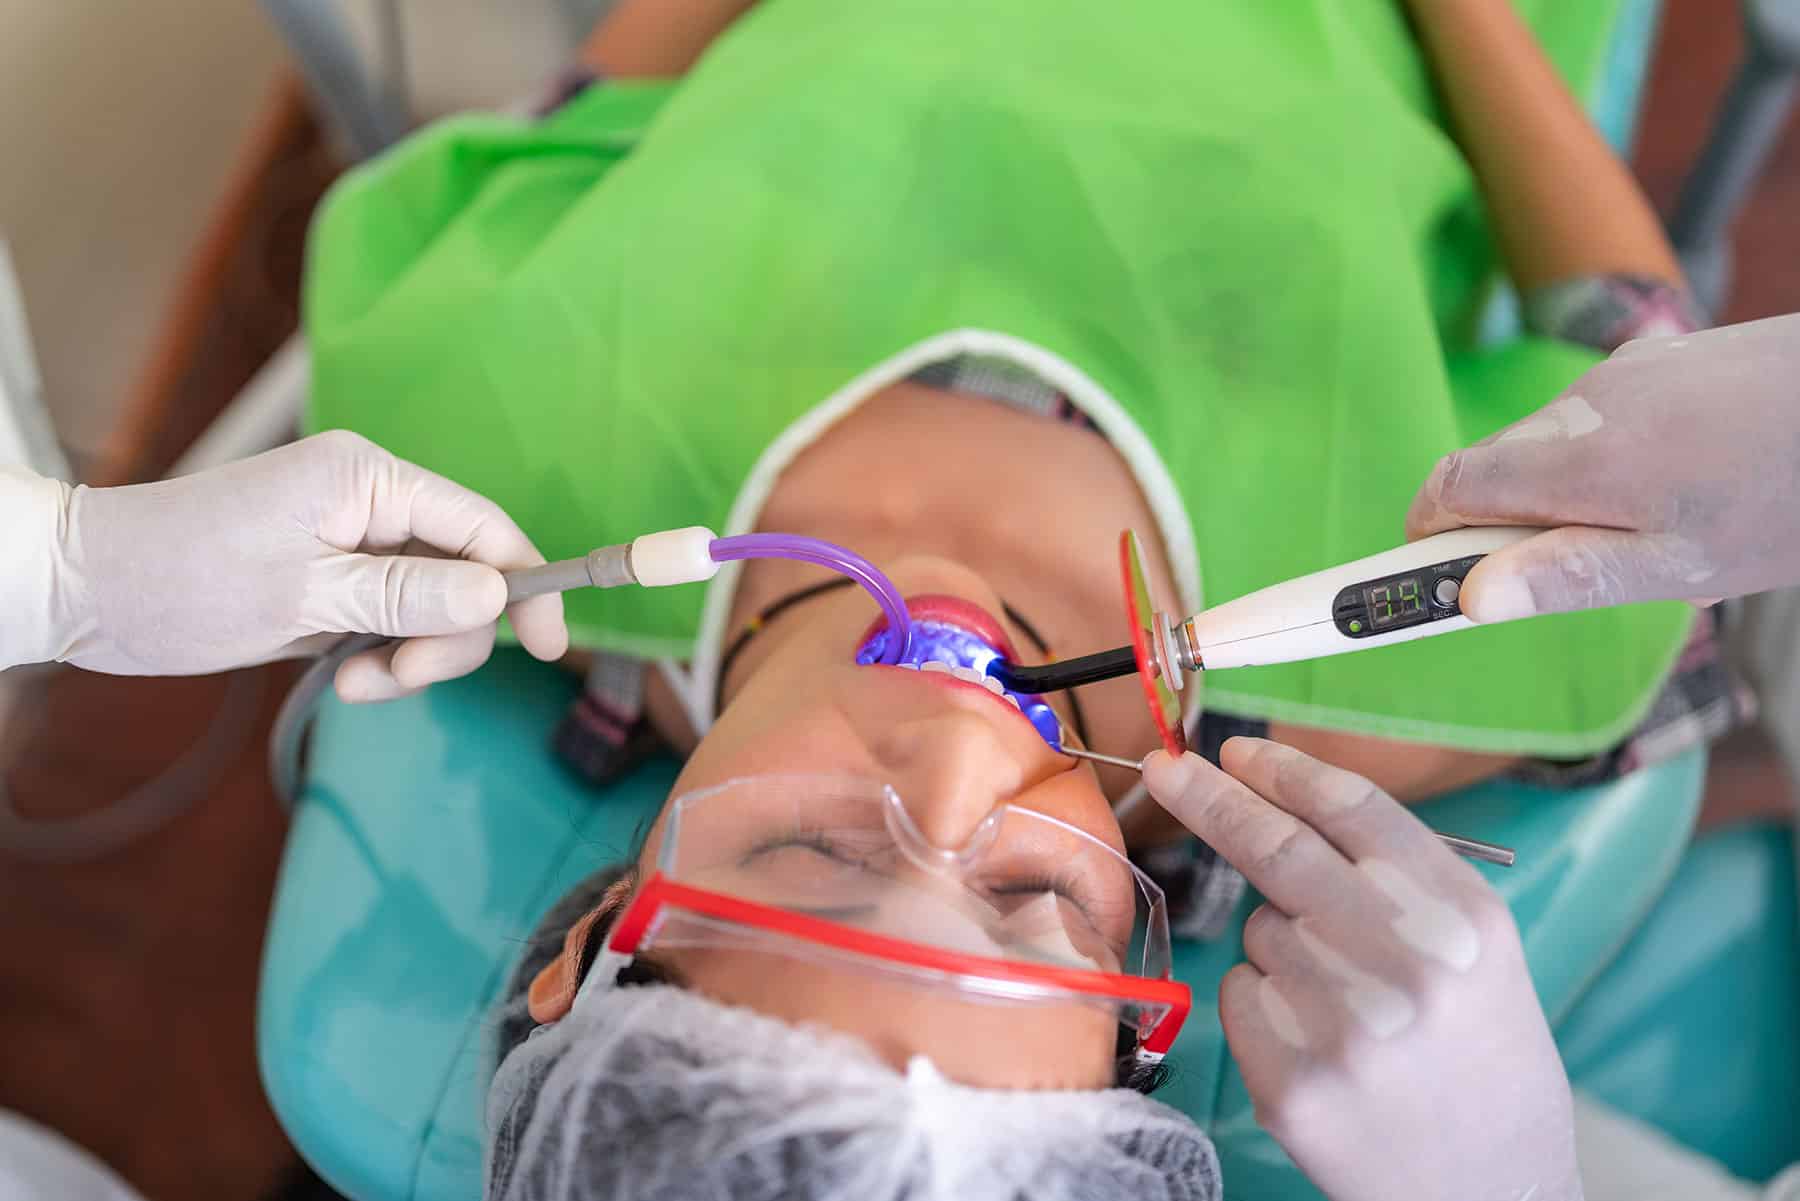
[306, 0, 1688, 755]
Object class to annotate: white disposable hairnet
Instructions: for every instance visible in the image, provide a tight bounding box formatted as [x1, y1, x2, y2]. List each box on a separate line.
[486, 980, 1220, 1201]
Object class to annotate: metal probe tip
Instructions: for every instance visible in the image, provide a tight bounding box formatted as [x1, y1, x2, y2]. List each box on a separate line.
[1431, 832, 1517, 868]
[1058, 745, 1146, 772]
[1056, 745, 1515, 867]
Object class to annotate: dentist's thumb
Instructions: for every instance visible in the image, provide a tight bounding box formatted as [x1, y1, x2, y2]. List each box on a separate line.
[1454, 526, 1707, 623]
[307, 552, 510, 637]
[1142, 748, 1229, 828]
[1143, 747, 1201, 797]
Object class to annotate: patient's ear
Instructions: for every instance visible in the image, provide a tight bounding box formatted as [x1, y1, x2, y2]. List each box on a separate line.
[528, 874, 638, 1023]
[528, 906, 604, 1023]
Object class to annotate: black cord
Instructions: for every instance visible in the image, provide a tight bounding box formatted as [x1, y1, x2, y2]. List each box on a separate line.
[716, 577, 859, 693]
[714, 577, 1092, 746]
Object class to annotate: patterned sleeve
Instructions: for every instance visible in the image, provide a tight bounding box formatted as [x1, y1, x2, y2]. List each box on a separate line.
[1521, 273, 1709, 353]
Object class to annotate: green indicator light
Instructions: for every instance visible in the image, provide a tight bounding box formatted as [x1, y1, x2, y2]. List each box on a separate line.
[1349, 620, 1364, 633]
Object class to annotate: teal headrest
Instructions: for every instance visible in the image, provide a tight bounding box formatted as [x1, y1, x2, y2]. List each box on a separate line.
[259, 652, 675, 1201]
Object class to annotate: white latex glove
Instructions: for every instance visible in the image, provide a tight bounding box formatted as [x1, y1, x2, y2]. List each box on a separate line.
[1, 430, 567, 699]
[1407, 312, 1800, 622]
[1142, 739, 1580, 1201]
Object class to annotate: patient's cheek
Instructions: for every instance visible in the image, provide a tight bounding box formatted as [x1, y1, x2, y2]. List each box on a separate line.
[1265, 723, 1518, 804]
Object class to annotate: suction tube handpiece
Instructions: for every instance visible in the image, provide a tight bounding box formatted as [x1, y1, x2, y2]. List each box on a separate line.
[274, 526, 725, 807]
[503, 544, 635, 601]
[273, 525, 915, 806]
[505, 526, 725, 602]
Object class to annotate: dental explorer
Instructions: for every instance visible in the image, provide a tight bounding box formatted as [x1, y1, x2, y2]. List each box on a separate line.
[1057, 745, 1517, 867]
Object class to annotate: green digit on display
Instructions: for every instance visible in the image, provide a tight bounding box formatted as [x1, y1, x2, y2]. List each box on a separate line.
[1369, 584, 1393, 625]
[1399, 578, 1422, 616]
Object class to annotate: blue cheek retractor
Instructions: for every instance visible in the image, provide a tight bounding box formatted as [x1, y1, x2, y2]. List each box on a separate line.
[856, 619, 1063, 749]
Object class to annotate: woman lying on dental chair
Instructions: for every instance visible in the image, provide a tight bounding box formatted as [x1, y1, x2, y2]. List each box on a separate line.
[10, 0, 1785, 1199]
[6, 277, 1800, 1201]
[286, 0, 1756, 1196]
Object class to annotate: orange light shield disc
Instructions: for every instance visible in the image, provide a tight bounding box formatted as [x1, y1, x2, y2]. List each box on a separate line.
[1119, 530, 1188, 758]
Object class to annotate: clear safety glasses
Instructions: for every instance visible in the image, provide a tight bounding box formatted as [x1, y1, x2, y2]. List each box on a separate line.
[603, 775, 1191, 1058]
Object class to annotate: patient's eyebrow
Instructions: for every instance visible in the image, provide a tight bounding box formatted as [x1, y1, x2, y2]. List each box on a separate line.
[574, 876, 639, 985]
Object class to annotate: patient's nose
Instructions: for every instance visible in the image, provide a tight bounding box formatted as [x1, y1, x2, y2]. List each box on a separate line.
[878, 715, 1023, 852]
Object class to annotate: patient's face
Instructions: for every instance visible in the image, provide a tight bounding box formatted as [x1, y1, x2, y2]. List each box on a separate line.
[541, 557, 1129, 1089]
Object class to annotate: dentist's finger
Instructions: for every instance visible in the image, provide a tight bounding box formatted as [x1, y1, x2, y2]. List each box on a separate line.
[1219, 738, 1447, 867]
[389, 624, 500, 688]
[1240, 905, 1418, 1042]
[1217, 962, 1316, 1135]
[334, 641, 425, 704]
[1142, 749, 1358, 917]
[358, 447, 571, 662]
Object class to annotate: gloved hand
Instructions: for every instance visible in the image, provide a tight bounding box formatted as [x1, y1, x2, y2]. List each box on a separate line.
[1142, 739, 1581, 1201]
[1407, 312, 1800, 622]
[7, 430, 567, 699]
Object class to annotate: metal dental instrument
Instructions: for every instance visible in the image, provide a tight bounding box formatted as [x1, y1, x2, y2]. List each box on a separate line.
[1058, 745, 1517, 867]
[1060, 745, 1147, 773]
[1432, 833, 1517, 868]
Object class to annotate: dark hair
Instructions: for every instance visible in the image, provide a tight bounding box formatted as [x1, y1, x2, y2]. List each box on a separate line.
[572, 866, 1170, 1096]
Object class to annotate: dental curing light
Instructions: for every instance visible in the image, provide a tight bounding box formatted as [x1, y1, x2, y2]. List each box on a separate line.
[1024, 527, 1537, 869]
[994, 526, 1541, 712]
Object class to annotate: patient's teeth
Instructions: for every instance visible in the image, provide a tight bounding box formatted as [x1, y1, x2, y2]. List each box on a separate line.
[952, 666, 1005, 696]
[910, 659, 1024, 712]
[897, 662, 920, 670]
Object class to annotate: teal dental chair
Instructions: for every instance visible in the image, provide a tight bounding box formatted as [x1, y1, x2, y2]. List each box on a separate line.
[257, 3, 1800, 1197]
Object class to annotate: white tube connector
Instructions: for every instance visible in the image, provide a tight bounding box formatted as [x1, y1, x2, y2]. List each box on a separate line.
[631, 526, 721, 587]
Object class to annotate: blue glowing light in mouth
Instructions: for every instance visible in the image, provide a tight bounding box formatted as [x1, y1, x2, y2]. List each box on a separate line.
[856, 619, 1063, 749]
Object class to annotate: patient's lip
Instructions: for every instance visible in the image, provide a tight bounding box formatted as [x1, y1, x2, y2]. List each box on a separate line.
[858, 594, 1021, 661]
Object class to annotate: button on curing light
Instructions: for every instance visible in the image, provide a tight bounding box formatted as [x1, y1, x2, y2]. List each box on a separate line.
[1434, 576, 1461, 608]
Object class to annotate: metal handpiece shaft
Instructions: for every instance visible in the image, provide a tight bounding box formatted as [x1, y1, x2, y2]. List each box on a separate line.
[504, 543, 636, 604]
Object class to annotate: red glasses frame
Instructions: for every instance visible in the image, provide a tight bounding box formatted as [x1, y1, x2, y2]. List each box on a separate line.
[608, 871, 1192, 1056]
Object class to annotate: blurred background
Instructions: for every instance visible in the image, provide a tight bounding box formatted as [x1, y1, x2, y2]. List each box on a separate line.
[0, 1, 1795, 1198]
